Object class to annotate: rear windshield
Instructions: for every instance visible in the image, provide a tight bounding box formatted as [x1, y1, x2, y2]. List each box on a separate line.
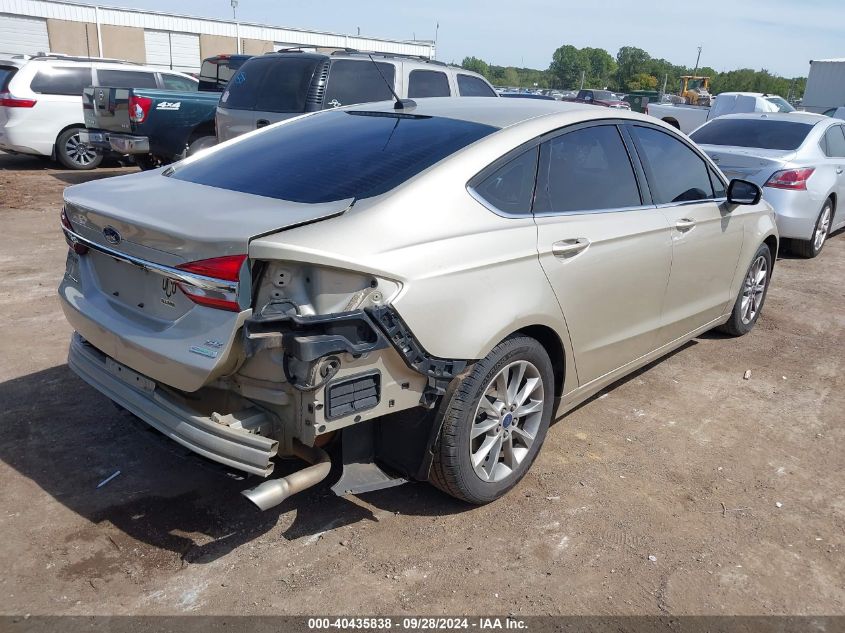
[169, 110, 498, 203]
[220, 56, 320, 112]
[0, 65, 17, 91]
[198, 57, 248, 92]
[690, 118, 813, 151]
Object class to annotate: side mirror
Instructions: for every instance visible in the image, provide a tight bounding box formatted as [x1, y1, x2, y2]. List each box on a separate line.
[727, 179, 762, 205]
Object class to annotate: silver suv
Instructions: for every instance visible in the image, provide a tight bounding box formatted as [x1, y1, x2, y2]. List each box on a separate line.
[216, 51, 497, 141]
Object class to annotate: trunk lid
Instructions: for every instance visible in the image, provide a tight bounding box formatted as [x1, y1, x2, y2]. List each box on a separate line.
[699, 145, 796, 185]
[61, 170, 351, 391]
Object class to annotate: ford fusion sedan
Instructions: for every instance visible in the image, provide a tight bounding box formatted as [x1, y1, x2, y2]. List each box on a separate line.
[59, 98, 777, 509]
[691, 112, 845, 258]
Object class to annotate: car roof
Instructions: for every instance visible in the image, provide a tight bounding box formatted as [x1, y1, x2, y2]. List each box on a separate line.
[712, 112, 829, 125]
[343, 97, 642, 129]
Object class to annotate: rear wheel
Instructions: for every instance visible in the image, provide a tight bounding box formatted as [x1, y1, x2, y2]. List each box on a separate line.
[134, 154, 166, 171]
[430, 336, 554, 504]
[55, 127, 102, 170]
[187, 135, 216, 156]
[719, 243, 772, 337]
[793, 199, 833, 259]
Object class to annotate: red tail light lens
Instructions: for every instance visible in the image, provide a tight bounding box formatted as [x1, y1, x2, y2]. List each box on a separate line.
[128, 95, 153, 123]
[0, 92, 37, 107]
[765, 168, 815, 190]
[60, 207, 88, 255]
[175, 254, 247, 311]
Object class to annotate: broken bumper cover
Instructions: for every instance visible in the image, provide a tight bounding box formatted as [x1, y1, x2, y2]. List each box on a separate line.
[67, 333, 279, 476]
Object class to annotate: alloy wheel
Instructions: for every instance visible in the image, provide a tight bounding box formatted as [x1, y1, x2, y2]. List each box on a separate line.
[65, 133, 98, 167]
[740, 255, 768, 325]
[814, 205, 832, 253]
[470, 360, 544, 483]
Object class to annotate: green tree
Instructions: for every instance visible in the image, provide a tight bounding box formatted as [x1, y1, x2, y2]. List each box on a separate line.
[581, 47, 617, 88]
[461, 56, 490, 79]
[615, 46, 651, 90]
[627, 72, 658, 91]
[549, 45, 587, 89]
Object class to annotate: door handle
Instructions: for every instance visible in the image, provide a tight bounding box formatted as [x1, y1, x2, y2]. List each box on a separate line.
[551, 238, 590, 258]
[675, 218, 696, 232]
[256, 119, 270, 128]
[837, 167, 843, 175]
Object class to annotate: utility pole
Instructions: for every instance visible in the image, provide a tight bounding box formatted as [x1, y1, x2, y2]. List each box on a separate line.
[579, 70, 585, 90]
[693, 45, 702, 75]
[433, 21, 439, 60]
[231, 0, 238, 21]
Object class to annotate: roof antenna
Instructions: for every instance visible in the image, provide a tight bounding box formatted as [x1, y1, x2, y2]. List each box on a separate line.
[368, 53, 416, 110]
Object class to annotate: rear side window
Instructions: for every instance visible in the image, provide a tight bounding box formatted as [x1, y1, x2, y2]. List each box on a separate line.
[473, 148, 539, 215]
[161, 74, 198, 91]
[822, 125, 845, 158]
[690, 118, 813, 151]
[221, 56, 320, 112]
[170, 110, 497, 203]
[632, 126, 714, 204]
[0, 65, 17, 91]
[408, 70, 450, 98]
[30, 66, 93, 96]
[534, 125, 641, 213]
[457, 74, 496, 97]
[96, 69, 157, 89]
[324, 60, 395, 108]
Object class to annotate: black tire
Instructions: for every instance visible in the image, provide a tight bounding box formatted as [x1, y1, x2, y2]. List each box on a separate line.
[55, 127, 103, 170]
[134, 154, 165, 171]
[792, 199, 833, 259]
[187, 135, 216, 156]
[430, 335, 554, 504]
[719, 243, 773, 337]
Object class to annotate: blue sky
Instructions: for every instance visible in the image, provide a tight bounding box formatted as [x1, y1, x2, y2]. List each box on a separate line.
[80, 0, 842, 77]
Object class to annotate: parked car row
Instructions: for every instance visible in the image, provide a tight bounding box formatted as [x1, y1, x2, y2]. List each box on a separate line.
[58, 98, 779, 508]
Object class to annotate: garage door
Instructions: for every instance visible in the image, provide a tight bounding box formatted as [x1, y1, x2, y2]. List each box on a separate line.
[143, 30, 200, 73]
[0, 14, 50, 57]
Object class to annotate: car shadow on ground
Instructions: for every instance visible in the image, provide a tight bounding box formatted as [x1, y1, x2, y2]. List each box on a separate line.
[0, 364, 471, 564]
[0, 151, 133, 181]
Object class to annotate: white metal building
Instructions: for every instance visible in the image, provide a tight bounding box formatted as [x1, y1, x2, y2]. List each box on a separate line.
[0, 0, 435, 72]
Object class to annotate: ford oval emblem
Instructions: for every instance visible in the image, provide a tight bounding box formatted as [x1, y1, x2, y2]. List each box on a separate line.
[103, 226, 121, 245]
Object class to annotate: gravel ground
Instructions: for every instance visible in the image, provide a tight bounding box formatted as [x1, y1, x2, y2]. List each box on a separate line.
[0, 151, 843, 616]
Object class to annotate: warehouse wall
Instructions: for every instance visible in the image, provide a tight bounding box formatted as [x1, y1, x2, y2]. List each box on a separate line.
[241, 38, 273, 55]
[101, 24, 145, 62]
[46, 18, 98, 56]
[199, 34, 236, 59]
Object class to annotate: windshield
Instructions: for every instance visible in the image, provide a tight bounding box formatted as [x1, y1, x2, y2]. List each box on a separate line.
[765, 96, 795, 113]
[690, 118, 813, 151]
[198, 58, 247, 92]
[169, 110, 498, 203]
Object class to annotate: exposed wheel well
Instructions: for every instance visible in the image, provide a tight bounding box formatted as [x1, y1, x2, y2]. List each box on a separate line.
[516, 325, 565, 398]
[52, 123, 86, 157]
[189, 122, 215, 143]
[663, 117, 681, 130]
[764, 234, 779, 263]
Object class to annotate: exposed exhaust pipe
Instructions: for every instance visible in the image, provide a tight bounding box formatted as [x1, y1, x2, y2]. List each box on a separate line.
[241, 441, 331, 511]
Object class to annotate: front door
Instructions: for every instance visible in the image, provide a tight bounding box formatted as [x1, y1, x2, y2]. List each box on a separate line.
[533, 123, 673, 385]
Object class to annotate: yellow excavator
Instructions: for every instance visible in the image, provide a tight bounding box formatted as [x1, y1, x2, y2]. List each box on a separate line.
[680, 75, 712, 106]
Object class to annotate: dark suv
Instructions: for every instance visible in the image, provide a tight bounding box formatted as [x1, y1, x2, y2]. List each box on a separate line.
[216, 51, 498, 141]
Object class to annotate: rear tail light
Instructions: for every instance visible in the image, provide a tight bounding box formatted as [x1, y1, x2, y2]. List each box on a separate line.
[765, 168, 815, 190]
[176, 254, 247, 312]
[128, 95, 153, 123]
[60, 207, 88, 255]
[0, 92, 36, 108]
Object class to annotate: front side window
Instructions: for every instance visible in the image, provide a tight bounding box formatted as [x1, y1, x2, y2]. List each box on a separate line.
[473, 148, 538, 215]
[30, 66, 93, 96]
[324, 60, 395, 108]
[408, 70, 450, 98]
[822, 125, 845, 158]
[170, 110, 497, 203]
[534, 125, 641, 213]
[96, 70, 158, 89]
[457, 74, 496, 97]
[632, 125, 714, 204]
[709, 166, 727, 198]
[162, 74, 198, 91]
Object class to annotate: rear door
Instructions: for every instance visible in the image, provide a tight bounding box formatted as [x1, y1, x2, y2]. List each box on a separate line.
[629, 123, 744, 343]
[821, 124, 845, 225]
[533, 122, 673, 384]
[216, 55, 323, 141]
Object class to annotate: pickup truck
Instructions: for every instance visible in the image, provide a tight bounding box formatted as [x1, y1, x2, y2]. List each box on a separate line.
[80, 54, 251, 168]
[646, 92, 793, 134]
[561, 89, 630, 109]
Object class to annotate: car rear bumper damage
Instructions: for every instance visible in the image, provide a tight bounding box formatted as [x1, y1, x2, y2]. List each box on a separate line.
[68, 332, 279, 476]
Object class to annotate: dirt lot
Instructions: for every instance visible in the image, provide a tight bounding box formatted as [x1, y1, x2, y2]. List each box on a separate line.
[0, 150, 843, 617]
